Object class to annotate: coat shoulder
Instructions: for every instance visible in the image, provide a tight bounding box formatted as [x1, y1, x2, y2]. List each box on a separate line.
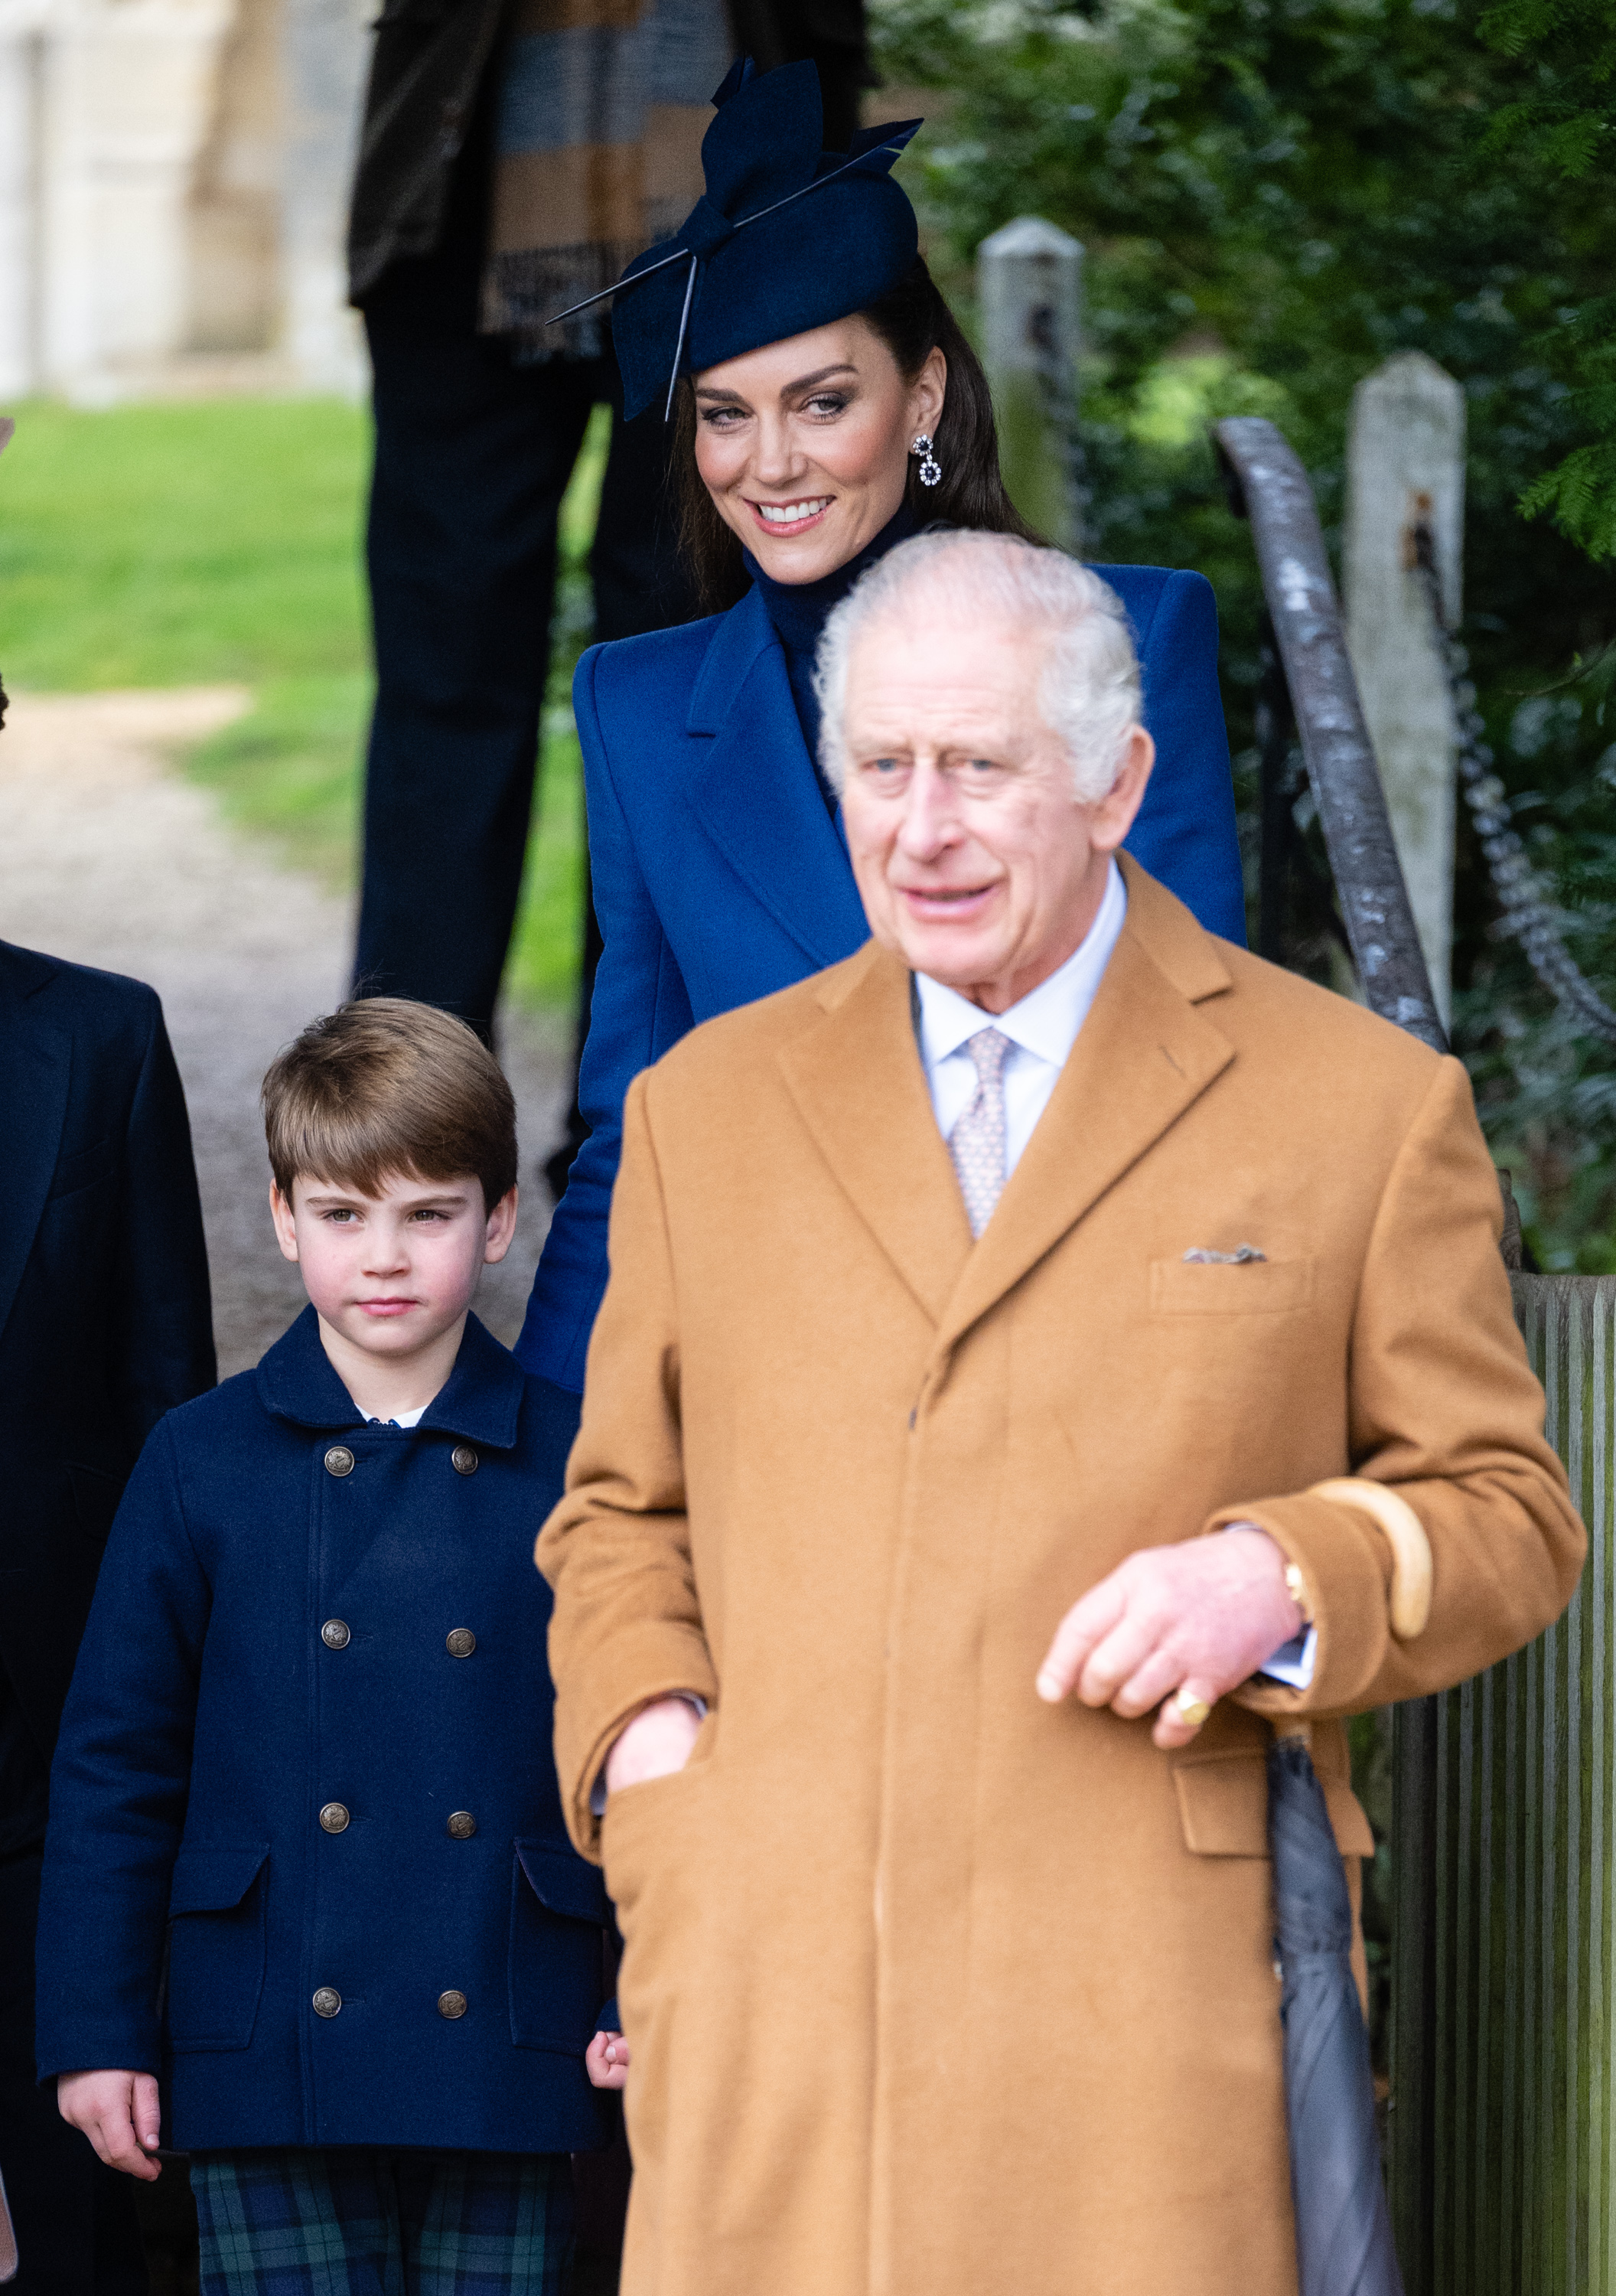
[152, 1362, 269, 1453]
[1217, 939, 1445, 1081]
[579, 614, 729, 719]
[0, 939, 161, 1051]
[642, 947, 875, 1105]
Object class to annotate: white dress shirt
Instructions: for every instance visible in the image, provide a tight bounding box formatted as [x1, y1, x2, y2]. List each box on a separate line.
[915, 859, 1128, 1181]
[912, 857, 1315, 1691]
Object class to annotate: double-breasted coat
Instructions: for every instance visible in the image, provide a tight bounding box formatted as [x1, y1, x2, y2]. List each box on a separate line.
[36, 1309, 611, 2155]
[538, 859, 1585, 2296]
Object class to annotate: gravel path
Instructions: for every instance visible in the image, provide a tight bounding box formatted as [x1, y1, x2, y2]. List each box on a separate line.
[0, 689, 571, 1376]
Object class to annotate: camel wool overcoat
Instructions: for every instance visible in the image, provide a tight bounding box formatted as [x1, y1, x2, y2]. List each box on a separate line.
[537, 858, 1585, 2296]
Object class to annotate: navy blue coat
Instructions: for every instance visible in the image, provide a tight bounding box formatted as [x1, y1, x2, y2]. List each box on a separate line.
[517, 568, 1244, 1391]
[0, 943, 214, 1830]
[34, 1308, 612, 2155]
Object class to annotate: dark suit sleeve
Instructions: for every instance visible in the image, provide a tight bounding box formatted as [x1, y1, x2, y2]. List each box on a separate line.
[1122, 570, 1248, 946]
[111, 999, 215, 1448]
[516, 645, 695, 1394]
[34, 1424, 209, 2079]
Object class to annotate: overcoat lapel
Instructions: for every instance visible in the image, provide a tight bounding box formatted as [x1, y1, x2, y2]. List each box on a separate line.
[0, 947, 71, 1348]
[777, 946, 971, 1326]
[935, 917, 1234, 1355]
[686, 589, 870, 971]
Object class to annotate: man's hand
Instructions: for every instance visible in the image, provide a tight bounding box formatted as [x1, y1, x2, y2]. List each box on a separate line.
[604, 1694, 703, 1796]
[586, 2030, 631, 2089]
[1035, 1528, 1303, 1749]
[57, 2069, 163, 2180]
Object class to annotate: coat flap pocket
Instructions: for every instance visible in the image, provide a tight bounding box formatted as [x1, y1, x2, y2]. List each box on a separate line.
[168, 1846, 269, 1918]
[516, 1839, 610, 1924]
[1174, 1754, 1269, 1855]
[1151, 1257, 1315, 1314]
[1173, 1756, 1376, 1858]
[47, 1136, 116, 1201]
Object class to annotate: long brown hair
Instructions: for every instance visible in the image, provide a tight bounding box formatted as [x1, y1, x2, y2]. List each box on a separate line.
[672, 256, 1040, 615]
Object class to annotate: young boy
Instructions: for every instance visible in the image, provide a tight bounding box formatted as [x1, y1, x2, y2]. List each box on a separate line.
[34, 1000, 617, 2292]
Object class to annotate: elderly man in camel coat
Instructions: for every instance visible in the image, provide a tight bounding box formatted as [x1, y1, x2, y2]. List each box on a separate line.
[537, 531, 1584, 2296]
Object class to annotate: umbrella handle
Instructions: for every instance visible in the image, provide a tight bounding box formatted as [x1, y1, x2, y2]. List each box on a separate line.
[1307, 1478, 1432, 1639]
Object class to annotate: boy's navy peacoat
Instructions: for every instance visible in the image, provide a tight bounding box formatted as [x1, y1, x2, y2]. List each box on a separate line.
[35, 1308, 612, 2155]
[516, 569, 1244, 1393]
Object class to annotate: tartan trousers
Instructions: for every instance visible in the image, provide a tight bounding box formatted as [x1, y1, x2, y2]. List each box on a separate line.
[190, 2148, 575, 2296]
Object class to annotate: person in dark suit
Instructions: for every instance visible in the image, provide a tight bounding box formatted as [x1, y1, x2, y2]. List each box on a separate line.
[512, 62, 1246, 1409]
[0, 938, 215, 2295]
[347, 0, 868, 1176]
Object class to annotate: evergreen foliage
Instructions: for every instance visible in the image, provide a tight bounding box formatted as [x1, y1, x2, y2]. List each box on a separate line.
[875, 0, 1616, 1261]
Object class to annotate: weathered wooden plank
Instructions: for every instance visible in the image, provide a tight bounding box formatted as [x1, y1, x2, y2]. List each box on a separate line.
[1394, 1276, 1616, 2289]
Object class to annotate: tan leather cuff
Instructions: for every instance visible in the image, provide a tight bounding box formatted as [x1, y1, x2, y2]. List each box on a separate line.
[1305, 1477, 1433, 1639]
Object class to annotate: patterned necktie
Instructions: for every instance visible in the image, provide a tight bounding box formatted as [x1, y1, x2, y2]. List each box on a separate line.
[949, 1028, 1012, 1238]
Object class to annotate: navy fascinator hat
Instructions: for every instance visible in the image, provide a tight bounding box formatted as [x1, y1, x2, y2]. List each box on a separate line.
[548, 58, 922, 421]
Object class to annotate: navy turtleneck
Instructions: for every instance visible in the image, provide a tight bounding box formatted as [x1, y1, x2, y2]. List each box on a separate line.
[744, 500, 919, 813]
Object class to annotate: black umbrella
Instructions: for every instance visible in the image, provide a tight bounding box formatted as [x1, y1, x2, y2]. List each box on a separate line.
[1268, 1728, 1405, 2296]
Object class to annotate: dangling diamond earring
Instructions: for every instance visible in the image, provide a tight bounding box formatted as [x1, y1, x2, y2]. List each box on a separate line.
[910, 432, 943, 488]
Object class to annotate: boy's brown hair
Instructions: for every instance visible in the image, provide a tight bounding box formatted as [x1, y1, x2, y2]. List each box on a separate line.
[262, 1000, 518, 1209]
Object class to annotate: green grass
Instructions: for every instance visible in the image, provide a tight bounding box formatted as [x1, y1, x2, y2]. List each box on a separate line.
[0, 394, 601, 1008]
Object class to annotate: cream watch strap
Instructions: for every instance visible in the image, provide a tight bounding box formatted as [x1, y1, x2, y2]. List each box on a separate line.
[1307, 1476, 1434, 1640]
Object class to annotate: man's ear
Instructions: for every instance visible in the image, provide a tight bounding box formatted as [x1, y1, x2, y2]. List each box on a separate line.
[483, 1186, 520, 1266]
[1089, 726, 1155, 855]
[269, 1182, 301, 1265]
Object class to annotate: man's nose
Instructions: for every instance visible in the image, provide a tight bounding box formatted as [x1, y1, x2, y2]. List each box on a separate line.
[895, 762, 961, 858]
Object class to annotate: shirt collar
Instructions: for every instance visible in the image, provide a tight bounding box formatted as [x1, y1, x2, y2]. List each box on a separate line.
[914, 859, 1128, 1075]
[256, 1303, 526, 1449]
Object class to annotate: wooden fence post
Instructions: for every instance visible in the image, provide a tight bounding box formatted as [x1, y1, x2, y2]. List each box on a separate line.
[977, 216, 1083, 551]
[1393, 1276, 1613, 2293]
[1344, 352, 1466, 1028]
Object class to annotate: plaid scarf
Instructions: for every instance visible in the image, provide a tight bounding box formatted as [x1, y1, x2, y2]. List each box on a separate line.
[482, 0, 733, 360]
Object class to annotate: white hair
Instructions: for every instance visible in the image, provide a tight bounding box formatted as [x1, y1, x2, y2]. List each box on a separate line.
[812, 529, 1145, 804]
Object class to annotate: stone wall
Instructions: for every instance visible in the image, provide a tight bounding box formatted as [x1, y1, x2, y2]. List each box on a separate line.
[0, 0, 370, 401]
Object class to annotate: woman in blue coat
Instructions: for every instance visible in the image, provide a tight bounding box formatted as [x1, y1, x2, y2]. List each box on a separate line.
[515, 58, 1245, 1407]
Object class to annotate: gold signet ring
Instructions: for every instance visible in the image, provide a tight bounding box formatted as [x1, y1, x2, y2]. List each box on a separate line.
[1171, 1687, 1212, 1729]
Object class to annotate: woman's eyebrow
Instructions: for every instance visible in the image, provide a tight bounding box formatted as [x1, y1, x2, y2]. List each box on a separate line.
[694, 363, 859, 405]
[780, 364, 858, 393]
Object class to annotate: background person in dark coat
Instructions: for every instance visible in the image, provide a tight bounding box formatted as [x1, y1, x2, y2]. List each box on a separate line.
[0, 934, 215, 2296]
[36, 1002, 615, 2293]
[347, 0, 868, 1184]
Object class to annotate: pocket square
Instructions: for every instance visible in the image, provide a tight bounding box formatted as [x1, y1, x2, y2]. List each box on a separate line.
[1181, 1244, 1267, 1265]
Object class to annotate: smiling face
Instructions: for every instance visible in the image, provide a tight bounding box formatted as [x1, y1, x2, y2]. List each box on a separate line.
[839, 611, 1155, 1012]
[692, 315, 946, 585]
[270, 1167, 517, 1384]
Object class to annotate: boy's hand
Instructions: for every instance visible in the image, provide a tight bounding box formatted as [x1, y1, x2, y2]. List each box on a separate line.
[586, 2030, 630, 2089]
[57, 2069, 163, 2180]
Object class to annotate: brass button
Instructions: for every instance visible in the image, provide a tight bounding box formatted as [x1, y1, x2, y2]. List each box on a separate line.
[312, 1988, 342, 2018]
[438, 1989, 468, 2020]
[319, 1802, 350, 1835]
[321, 1619, 350, 1650]
[446, 1811, 477, 1840]
[451, 1444, 478, 1476]
[445, 1628, 476, 1658]
[324, 1446, 355, 1478]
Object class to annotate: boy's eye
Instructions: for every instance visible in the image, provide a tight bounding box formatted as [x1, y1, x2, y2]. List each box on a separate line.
[324, 1208, 359, 1224]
